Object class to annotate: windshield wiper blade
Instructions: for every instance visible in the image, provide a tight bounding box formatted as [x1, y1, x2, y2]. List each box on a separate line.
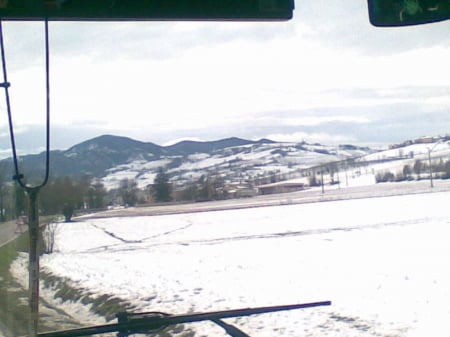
[38, 301, 331, 337]
[212, 319, 251, 337]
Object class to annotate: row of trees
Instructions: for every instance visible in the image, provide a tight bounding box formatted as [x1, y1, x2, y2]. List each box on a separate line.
[0, 179, 28, 222]
[149, 168, 232, 203]
[178, 175, 228, 201]
[376, 159, 450, 183]
[146, 169, 231, 202]
[2, 157, 448, 222]
[2, 156, 449, 222]
[39, 177, 107, 221]
[0, 174, 110, 222]
[0, 167, 175, 222]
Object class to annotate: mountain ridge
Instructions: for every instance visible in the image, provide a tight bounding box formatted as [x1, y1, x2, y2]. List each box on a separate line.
[0, 135, 286, 183]
[4, 133, 448, 192]
[1, 134, 448, 197]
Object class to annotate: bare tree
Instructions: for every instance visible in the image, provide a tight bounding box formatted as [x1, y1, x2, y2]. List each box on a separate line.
[43, 222, 59, 254]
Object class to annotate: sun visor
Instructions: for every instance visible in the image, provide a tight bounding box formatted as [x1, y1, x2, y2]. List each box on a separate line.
[0, 0, 294, 21]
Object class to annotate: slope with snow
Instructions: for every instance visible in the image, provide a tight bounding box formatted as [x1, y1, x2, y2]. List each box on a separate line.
[99, 137, 450, 193]
[100, 141, 372, 190]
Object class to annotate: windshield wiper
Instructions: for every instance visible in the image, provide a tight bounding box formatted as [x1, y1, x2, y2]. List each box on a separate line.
[38, 301, 331, 337]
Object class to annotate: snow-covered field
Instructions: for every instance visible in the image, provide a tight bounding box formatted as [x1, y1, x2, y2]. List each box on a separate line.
[12, 190, 450, 336]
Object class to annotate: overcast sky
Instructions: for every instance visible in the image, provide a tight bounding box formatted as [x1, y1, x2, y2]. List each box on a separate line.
[0, 0, 449, 158]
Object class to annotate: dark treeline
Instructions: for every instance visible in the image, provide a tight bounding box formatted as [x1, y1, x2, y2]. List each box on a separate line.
[0, 167, 183, 223]
[39, 177, 107, 221]
[0, 174, 107, 223]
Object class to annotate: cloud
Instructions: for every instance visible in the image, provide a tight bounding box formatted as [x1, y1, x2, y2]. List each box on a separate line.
[1, 0, 448, 73]
[0, 1, 448, 157]
[284, 115, 371, 126]
[162, 137, 204, 146]
[0, 123, 107, 158]
[296, 0, 450, 55]
[265, 131, 357, 145]
[1, 18, 296, 72]
[1, 95, 448, 159]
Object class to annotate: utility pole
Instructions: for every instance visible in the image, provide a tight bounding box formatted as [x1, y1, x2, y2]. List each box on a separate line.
[320, 168, 324, 194]
[428, 148, 434, 188]
[27, 188, 41, 337]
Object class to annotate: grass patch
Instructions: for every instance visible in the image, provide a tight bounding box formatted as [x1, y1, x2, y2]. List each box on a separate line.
[0, 231, 30, 336]
[0, 231, 28, 274]
[41, 271, 133, 321]
[40, 271, 197, 336]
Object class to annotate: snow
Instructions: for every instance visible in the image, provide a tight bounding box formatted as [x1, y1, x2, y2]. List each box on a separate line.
[101, 159, 173, 189]
[11, 253, 107, 328]
[97, 141, 375, 192]
[364, 142, 450, 162]
[11, 190, 447, 336]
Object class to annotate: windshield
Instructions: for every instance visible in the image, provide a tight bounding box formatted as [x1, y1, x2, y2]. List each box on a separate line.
[1, 1, 450, 337]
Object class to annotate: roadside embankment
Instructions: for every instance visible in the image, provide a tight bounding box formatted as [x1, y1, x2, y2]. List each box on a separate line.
[0, 222, 83, 337]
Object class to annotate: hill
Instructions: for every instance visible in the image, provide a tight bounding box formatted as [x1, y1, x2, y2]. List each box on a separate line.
[2, 134, 448, 192]
[0, 135, 373, 188]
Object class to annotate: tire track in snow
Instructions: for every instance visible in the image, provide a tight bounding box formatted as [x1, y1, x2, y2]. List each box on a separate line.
[140, 222, 193, 241]
[91, 224, 142, 244]
[79, 216, 440, 254]
[80, 222, 194, 254]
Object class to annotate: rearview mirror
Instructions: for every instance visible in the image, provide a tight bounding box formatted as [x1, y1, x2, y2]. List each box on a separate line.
[0, 0, 294, 21]
[368, 0, 450, 26]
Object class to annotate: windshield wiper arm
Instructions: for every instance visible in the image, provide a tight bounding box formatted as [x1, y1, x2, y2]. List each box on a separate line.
[38, 301, 331, 337]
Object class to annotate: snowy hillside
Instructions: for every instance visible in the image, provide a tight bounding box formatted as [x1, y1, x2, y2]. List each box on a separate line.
[100, 137, 450, 192]
[100, 140, 373, 189]
[2, 134, 448, 194]
[356, 140, 450, 181]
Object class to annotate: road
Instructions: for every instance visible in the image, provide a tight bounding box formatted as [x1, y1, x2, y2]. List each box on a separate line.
[0, 318, 11, 337]
[0, 219, 26, 248]
[0, 221, 20, 337]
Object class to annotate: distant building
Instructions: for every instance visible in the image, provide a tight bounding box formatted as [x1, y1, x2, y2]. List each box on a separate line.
[235, 187, 258, 198]
[389, 143, 402, 150]
[389, 140, 413, 149]
[257, 181, 305, 195]
[403, 140, 413, 146]
[415, 136, 434, 144]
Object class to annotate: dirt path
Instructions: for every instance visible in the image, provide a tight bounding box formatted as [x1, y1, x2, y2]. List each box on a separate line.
[0, 221, 22, 248]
